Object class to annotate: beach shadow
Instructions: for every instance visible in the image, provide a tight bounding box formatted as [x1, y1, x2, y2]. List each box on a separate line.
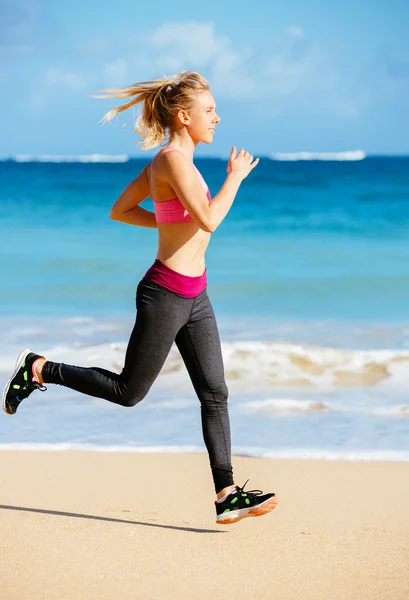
[0, 504, 225, 534]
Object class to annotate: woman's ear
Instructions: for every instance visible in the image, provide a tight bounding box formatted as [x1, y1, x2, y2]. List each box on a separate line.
[176, 109, 190, 126]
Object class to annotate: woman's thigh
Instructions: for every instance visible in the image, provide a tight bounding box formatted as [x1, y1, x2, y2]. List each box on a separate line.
[121, 279, 193, 399]
[174, 291, 226, 393]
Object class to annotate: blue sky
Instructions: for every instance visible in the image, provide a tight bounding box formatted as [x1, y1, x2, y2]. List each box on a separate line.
[1, 0, 408, 156]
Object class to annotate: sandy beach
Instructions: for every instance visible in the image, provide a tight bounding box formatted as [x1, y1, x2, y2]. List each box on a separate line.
[0, 451, 408, 599]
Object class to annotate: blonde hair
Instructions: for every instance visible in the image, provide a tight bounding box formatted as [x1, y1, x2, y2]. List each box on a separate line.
[94, 70, 210, 150]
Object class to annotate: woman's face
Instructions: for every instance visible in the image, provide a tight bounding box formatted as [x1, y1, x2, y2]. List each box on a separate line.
[183, 90, 220, 145]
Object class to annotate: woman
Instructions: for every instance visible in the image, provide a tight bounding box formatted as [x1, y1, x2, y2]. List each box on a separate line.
[2, 71, 279, 524]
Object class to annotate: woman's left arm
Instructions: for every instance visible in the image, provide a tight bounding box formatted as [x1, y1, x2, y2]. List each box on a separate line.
[110, 164, 157, 228]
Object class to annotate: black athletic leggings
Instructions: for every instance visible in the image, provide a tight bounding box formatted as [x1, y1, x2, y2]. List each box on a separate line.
[42, 277, 234, 493]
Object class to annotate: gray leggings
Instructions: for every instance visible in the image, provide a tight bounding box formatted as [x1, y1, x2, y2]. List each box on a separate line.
[42, 277, 234, 493]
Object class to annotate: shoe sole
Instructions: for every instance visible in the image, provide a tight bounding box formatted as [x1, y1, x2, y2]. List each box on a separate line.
[216, 495, 279, 525]
[1, 348, 32, 416]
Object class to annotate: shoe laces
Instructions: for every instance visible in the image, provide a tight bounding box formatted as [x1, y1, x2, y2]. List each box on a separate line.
[28, 382, 47, 393]
[235, 479, 263, 497]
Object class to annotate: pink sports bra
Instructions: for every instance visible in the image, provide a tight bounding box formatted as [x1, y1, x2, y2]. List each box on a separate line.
[152, 146, 212, 224]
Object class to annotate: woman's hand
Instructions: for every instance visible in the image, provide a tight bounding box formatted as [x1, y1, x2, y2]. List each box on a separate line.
[227, 146, 259, 180]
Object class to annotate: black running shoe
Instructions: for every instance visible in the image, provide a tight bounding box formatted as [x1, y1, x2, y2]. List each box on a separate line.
[2, 348, 47, 415]
[215, 479, 279, 525]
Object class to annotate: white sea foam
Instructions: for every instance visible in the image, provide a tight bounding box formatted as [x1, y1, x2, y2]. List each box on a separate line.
[370, 404, 409, 417]
[6, 154, 129, 163]
[238, 397, 409, 418]
[222, 340, 409, 392]
[269, 150, 366, 161]
[0, 443, 408, 461]
[1, 340, 408, 393]
[0, 443, 204, 453]
[239, 398, 331, 415]
[236, 447, 409, 461]
[0, 341, 409, 393]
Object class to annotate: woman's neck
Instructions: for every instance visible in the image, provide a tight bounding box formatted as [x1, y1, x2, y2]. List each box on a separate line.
[167, 134, 198, 161]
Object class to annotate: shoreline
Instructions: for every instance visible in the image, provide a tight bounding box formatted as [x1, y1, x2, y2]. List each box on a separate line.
[0, 443, 409, 462]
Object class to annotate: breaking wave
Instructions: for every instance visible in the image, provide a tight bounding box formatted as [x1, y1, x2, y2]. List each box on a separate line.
[269, 150, 366, 161]
[1, 339, 408, 393]
[2, 154, 129, 163]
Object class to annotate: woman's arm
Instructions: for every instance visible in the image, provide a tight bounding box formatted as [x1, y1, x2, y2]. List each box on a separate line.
[110, 164, 157, 228]
[112, 205, 158, 228]
[163, 152, 242, 232]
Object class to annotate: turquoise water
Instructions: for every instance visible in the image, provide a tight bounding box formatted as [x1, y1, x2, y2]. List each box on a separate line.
[1, 156, 409, 459]
[2, 157, 409, 320]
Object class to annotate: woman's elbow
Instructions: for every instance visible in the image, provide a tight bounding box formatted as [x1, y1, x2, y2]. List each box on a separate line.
[199, 219, 215, 233]
[110, 208, 120, 221]
[198, 213, 216, 233]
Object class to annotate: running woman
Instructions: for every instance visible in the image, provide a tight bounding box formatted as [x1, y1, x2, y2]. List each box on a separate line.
[2, 71, 279, 524]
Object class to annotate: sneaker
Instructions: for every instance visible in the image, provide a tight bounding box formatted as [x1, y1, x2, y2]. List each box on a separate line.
[215, 479, 279, 525]
[2, 348, 47, 415]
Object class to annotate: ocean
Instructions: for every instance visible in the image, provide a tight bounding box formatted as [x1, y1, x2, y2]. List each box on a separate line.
[1, 153, 409, 461]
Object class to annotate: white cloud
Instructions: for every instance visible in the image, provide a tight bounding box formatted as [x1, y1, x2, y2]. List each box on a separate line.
[265, 44, 325, 95]
[43, 68, 85, 89]
[210, 42, 256, 96]
[26, 21, 362, 120]
[149, 22, 220, 68]
[260, 28, 362, 118]
[93, 21, 361, 116]
[29, 67, 85, 112]
[121, 21, 348, 109]
[287, 26, 304, 38]
[134, 21, 256, 98]
[75, 36, 115, 56]
[332, 101, 359, 118]
[102, 58, 129, 87]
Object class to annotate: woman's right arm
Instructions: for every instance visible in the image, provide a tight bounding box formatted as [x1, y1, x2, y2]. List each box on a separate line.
[163, 147, 259, 232]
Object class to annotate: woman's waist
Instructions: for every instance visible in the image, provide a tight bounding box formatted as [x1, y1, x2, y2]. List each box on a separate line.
[157, 223, 211, 248]
[155, 243, 209, 277]
[142, 258, 207, 299]
[154, 255, 206, 277]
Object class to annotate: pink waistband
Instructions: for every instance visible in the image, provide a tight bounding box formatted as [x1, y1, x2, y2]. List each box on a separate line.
[142, 259, 207, 298]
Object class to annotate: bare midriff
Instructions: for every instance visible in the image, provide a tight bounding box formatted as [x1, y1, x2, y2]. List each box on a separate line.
[155, 222, 211, 276]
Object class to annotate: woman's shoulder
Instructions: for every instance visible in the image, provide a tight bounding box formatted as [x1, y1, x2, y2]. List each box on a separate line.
[151, 146, 176, 167]
[154, 146, 183, 162]
[147, 148, 185, 196]
[151, 146, 191, 178]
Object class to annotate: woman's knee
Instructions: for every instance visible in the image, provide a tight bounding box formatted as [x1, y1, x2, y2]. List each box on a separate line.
[202, 381, 229, 405]
[217, 381, 229, 402]
[117, 384, 150, 408]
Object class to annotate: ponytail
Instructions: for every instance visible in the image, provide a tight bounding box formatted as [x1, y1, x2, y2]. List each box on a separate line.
[94, 71, 210, 149]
